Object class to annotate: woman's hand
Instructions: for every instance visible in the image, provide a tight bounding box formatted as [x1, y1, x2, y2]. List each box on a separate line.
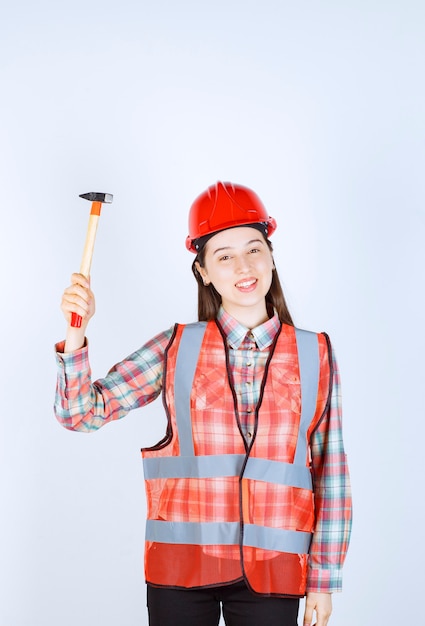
[303, 592, 332, 626]
[61, 273, 95, 351]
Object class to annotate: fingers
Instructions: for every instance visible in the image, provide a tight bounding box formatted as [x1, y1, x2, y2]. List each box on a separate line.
[70, 272, 90, 287]
[303, 598, 314, 626]
[61, 273, 95, 325]
[303, 592, 332, 626]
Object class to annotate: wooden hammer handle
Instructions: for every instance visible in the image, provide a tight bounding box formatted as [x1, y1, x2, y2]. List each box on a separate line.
[71, 202, 102, 328]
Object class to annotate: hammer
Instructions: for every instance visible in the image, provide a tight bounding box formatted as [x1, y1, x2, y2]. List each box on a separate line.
[71, 192, 113, 328]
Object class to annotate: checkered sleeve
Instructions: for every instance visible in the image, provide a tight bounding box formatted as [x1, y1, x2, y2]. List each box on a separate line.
[306, 342, 352, 593]
[54, 328, 174, 433]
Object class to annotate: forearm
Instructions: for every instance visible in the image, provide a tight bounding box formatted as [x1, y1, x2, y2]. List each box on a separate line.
[64, 325, 86, 353]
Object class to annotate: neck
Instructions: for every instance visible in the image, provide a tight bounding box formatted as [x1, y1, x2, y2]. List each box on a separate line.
[221, 303, 269, 329]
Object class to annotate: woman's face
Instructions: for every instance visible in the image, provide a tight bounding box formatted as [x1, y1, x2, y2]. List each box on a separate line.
[195, 226, 275, 325]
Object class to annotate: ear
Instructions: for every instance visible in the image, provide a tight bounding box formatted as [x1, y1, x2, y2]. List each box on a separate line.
[195, 261, 210, 285]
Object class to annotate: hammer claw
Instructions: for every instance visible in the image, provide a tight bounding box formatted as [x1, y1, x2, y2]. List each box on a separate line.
[79, 192, 113, 203]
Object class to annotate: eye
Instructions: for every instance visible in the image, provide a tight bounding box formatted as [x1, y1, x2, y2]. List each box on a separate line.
[219, 254, 231, 261]
[249, 248, 260, 254]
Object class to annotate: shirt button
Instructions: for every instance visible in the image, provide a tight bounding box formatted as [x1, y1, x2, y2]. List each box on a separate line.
[247, 432, 253, 438]
[246, 361, 252, 367]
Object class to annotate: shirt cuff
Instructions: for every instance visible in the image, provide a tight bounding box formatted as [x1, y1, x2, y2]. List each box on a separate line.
[306, 567, 343, 593]
[55, 339, 89, 374]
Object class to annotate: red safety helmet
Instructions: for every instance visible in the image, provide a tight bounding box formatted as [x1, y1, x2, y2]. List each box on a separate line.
[185, 181, 277, 253]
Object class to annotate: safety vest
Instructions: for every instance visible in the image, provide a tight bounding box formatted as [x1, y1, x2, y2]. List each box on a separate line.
[142, 320, 331, 596]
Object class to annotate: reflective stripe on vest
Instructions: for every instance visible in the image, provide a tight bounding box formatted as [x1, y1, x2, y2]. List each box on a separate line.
[143, 454, 311, 489]
[146, 520, 312, 554]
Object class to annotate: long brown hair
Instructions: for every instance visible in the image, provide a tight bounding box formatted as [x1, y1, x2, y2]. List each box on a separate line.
[191, 239, 294, 326]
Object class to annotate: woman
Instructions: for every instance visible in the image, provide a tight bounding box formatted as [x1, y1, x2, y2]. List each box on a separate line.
[55, 181, 352, 626]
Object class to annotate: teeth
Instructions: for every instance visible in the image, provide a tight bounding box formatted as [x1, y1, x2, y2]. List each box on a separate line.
[236, 279, 256, 288]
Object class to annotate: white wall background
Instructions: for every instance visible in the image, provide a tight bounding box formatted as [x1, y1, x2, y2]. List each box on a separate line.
[0, 1, 423, 624]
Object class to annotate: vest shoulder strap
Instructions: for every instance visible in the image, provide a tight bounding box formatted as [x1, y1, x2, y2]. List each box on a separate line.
[293, 328, 320, 465]
[174, 322, 208, 456]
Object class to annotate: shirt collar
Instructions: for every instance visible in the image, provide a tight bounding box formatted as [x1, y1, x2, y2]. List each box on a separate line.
[217, 306, 280, 350]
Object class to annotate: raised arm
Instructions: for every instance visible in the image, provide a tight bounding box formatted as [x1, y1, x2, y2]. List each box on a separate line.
[54, 276, 174, 432]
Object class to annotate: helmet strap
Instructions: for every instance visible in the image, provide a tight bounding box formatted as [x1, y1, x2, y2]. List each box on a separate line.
[193, 222, 269, 253]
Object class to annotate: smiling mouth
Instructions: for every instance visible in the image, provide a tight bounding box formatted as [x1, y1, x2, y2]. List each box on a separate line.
[235, 279, 257, 289]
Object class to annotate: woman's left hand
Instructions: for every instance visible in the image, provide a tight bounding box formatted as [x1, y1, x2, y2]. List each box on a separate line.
[303, 592, 332, 626]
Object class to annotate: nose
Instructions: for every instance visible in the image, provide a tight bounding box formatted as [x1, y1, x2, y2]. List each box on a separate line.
[235, 254, 250, 273]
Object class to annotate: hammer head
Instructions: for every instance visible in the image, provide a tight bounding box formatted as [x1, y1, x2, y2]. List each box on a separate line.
[79, 192, 113, 203]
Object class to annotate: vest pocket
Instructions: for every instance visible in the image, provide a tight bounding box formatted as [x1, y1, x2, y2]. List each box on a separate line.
[243, 481, 314, 532]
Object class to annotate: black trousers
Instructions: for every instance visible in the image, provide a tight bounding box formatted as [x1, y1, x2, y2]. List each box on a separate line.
[147, 580, 299, 626]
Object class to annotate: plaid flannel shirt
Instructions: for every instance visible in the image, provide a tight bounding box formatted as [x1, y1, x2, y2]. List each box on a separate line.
[55, 307, 352, 593]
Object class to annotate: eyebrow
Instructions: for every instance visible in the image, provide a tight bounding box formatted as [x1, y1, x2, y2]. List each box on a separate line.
[211, 238, 264, 256]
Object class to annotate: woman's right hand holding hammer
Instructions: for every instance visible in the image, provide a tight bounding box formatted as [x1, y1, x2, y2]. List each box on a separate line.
[61, 273, 96, 352]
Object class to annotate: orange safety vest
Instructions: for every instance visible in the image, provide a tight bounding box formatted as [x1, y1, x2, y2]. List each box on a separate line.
[141, 320, 331, 596]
